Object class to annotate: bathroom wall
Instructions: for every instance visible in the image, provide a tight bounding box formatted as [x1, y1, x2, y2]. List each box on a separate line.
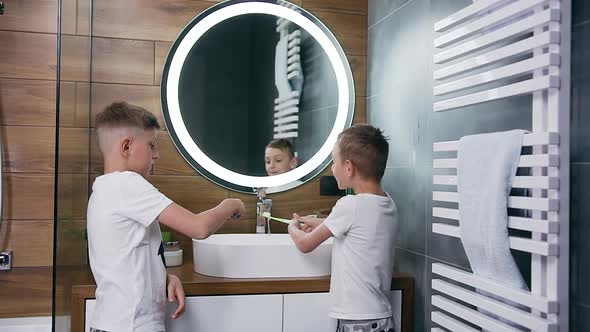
[0, 0, 60, 318]
[0, 0, 368, 318]
[367, 0, 590, 329]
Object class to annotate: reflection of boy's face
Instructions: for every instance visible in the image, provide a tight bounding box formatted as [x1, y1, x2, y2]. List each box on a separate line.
[265, 147, 297, 176]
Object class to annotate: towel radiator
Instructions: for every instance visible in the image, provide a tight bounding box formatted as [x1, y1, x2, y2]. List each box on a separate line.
[273, 1, 303, 139]
[431, 0, 570, 331]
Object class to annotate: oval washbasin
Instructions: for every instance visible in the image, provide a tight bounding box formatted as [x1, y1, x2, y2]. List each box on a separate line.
[193, 234, 332, 278]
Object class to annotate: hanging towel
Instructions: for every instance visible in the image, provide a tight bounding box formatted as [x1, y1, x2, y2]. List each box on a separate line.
[457, 129, 529, 325]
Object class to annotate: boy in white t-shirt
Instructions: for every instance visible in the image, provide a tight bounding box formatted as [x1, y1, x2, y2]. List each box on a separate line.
[288, 124, 398, 332]
[87, 102, 246, 332]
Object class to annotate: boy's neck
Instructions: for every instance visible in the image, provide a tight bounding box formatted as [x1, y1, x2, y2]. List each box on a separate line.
[350, 180, 386, 196]
[103, 159, 129, 175]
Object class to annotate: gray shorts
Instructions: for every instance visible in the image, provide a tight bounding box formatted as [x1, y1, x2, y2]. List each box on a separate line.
[90, 328, 163, 332]
[336, 317, 395, 332]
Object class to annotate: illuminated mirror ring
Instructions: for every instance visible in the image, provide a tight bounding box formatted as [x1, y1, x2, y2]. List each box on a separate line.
[161, 1, 354, 192]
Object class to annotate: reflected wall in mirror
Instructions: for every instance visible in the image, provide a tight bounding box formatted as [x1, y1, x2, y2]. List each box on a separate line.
[161, 0, 354, 193]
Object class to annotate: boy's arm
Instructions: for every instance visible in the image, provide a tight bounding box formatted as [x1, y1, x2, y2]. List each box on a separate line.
[158, 199, 246, 239]
[288, 220, 333, 253]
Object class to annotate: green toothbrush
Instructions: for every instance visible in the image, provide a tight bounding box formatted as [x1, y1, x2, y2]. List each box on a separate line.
[260, 211, 304, 226]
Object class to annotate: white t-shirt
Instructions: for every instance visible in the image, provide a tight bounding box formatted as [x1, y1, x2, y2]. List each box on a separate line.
[87, 171, 173, 332]
[324, 193, 398, 320]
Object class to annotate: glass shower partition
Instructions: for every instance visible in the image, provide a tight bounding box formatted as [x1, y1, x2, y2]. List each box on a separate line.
[53, 0, 93, 330]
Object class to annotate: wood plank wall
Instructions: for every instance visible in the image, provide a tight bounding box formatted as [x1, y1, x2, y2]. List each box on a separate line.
[0, 0, 367, 318]
[0, 0, 59, 318]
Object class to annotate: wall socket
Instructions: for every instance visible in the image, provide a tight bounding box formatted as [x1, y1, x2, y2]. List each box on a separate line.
[0, 251, 12, 271]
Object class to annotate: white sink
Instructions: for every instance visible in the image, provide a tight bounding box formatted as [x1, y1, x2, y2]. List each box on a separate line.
[192, 234, 332, 278]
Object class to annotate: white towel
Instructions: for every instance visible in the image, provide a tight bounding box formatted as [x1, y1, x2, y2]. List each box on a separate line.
[458, 130, 529, 325]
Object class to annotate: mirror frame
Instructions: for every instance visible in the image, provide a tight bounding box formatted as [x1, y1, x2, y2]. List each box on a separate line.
[161, 0, 354, 193]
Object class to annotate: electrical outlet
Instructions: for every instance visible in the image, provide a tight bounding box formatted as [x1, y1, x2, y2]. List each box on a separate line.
[0, 251, 12, 271]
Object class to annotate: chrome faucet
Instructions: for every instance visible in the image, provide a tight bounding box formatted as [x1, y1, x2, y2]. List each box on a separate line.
[255, 188, 272, 234]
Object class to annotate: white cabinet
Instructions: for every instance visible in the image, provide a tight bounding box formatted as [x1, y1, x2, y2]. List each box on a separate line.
[283, 293, 336, 332]
[84, 300, 95, 332]
[165, 294, 283, 332]
[284, 291, 402, 332]
[391, 290, 402, 332]
[86, 294, 283, 332]
[86, 291, 402, 332]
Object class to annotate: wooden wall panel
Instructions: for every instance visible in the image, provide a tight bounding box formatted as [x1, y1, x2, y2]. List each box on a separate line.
[61, 0, 78, 35]
[0, 268, 53, 318]
[0, 31, 57, 80]
[149, 175, 229, 212]
[0, 0, 59, 316]
[60, 35, 90, 82]
[91, 38, 155, 85]
[57, 174, 88, 220]
[56, 220, 88, 266]
[59, 82, 90, 128]
[353, 96, 367, 124]
[59, 81, 77, 127]
[350, 55, 367, 97]
[92, 0, 214, 41]
[155, 42, 172, 86]
[2, 126, 55, 173]
[153, 131, 197, 176]
[90, 83, 162, 127]
[59, 128, 89, 173]
[88, 129, 102, 174]
[0, 220, 53, 267]
[309, 10, 367, 56]
[0, 78, 56, 126]
[302, 0, 368, 14]
[0, 0, 57, 33]
[61, 0, 91, 36]
[2, 174, 54, 220]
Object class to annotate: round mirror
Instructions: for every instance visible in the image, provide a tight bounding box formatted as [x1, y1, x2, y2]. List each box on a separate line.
[161, 0, 354, 193]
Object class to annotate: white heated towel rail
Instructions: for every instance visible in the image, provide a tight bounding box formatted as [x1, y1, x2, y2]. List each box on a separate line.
[273, 1, 303, 139]
[431, 0, 570, 331]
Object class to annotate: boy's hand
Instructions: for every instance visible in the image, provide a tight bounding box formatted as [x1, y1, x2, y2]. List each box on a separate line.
[288, 216, 303, 233]
[293, 213, 324, 233]
[167, 274, 185, 320]
[220, 198, 246, 220]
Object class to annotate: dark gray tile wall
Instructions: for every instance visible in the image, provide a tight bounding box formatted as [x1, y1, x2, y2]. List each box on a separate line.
[368, 0, 590, 329]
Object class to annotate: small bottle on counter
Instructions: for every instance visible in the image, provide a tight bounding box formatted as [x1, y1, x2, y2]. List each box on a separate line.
[164, 241, 183, 267]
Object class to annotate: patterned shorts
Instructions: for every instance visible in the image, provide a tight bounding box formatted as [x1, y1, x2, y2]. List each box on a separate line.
[336, 317, 395, 332]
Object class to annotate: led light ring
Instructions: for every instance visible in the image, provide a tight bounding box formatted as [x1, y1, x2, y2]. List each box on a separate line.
[165, 2, 352, 189]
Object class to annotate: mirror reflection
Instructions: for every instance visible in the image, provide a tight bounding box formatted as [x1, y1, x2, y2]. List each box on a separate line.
[177, 12, 338, 177]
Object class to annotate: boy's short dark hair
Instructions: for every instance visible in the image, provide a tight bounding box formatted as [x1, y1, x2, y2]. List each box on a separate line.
[96, 101, 160, 130]
[266, 139, 295, 159]
[337, 124, 389, 182]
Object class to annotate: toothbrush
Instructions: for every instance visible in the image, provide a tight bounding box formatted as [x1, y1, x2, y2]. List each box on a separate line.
[260, 211, 304, 227]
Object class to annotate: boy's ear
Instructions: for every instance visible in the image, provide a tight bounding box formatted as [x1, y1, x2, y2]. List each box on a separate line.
[344, 160, 355, 177]
[290, 157, 298, 170]
[120, 137, 132, 157]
